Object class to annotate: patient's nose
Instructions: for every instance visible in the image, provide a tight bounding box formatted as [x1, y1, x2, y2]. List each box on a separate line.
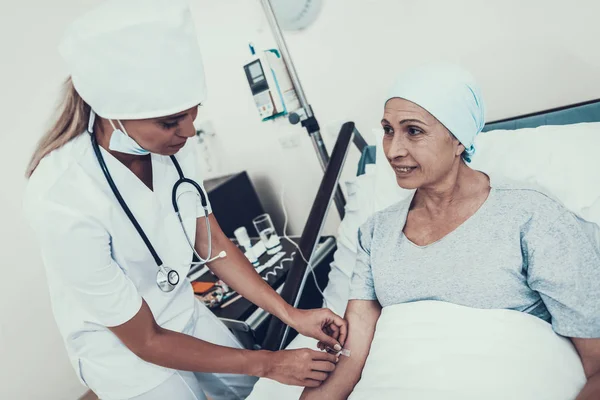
[386, 134, 409, 160]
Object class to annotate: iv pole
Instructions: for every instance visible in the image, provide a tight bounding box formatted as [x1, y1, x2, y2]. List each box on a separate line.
[259, 0, 347, 219]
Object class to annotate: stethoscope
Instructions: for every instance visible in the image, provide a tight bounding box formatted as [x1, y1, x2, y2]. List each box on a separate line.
[88, 116, 226, 292]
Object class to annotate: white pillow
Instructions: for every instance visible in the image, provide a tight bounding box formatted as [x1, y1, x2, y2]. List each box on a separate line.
[471, 122, 600, 223]
[372, 122, 600, 225]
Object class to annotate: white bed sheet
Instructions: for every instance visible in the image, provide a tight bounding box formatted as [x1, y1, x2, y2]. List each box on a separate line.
[350, 301, 586, 400]
[246, 333, 318, 400]
[247, 301, 586, 400]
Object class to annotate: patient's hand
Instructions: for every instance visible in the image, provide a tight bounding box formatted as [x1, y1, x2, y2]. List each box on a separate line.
[300, 300, 382, 400]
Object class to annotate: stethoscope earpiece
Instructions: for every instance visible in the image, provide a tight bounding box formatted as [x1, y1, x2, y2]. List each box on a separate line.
[208, 251, 227, 263]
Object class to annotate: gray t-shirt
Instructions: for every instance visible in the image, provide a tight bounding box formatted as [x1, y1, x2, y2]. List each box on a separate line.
[350, 176, 600, 338]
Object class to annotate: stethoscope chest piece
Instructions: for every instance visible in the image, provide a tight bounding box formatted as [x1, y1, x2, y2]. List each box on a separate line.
[156, 266, 180, 293]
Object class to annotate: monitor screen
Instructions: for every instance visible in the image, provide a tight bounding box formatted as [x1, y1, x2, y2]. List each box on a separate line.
[249, 62, 264, 81]
[245, 60, 269, 95]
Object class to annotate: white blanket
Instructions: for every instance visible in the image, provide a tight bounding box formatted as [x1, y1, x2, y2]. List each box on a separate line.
[350, 301, 586, 400]
[246, 334, 316, 400]
[248, 301, 586, 400]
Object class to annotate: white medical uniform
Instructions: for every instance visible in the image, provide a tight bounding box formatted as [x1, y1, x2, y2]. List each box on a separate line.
[24, 133, 257, 399]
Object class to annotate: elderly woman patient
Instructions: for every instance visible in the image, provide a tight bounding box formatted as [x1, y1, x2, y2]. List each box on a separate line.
[301, 64, 600, 400]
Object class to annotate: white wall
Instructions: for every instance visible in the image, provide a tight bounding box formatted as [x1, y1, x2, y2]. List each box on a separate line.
[1, 1, 107, 399]
[2, 0, 600, 399]
[191, 0, 600, 234]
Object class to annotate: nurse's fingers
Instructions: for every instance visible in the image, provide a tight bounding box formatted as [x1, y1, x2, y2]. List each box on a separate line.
[331, 314, 348, 346]
[311, 361, 336, 373]
[308, 371, 329, 382]
[327, 323, 340, 340]
[317, 341, 340, 356]
[311, 351, 337, 363]
[313, 330, 341, 351]
[303, 378, 322, 388]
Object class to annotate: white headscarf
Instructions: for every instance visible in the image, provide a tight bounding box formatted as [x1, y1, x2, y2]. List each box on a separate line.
[59, 0, 206, 120]
[386, 63, 486, 162]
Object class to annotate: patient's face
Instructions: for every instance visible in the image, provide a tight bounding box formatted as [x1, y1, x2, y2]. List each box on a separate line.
[382, 98, 464, 189]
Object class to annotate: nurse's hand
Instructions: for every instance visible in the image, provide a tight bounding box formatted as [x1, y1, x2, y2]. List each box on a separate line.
[262, 348, 338, 387]
[289, 308, 348, 352]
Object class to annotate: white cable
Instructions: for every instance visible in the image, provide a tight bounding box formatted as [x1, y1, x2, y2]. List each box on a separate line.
[263, 254, 294, 281]
[279, 182, 332, 308]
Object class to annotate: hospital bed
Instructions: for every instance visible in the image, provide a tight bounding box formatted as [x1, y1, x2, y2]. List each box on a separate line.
[247, 99, 600, 399]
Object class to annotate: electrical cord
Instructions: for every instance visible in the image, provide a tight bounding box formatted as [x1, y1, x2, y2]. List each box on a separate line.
[263, 253, 293, 281]
[279, 182, 332, 308]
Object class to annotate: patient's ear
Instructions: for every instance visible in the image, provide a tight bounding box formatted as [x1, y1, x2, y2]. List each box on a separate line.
[447, 130, 464, 157]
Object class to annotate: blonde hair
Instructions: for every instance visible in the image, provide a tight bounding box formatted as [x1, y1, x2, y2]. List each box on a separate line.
[26, 77, 91, 177]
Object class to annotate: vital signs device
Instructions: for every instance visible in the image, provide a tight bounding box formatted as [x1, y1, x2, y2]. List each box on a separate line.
[244, 46, 301, 121]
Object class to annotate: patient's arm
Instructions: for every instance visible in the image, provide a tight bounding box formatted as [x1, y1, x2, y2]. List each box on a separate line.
[300, 300, 382, 400]
[573, 338, 600, 400]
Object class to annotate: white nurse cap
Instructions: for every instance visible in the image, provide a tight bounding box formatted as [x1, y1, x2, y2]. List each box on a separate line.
[59, 0, 206, 120]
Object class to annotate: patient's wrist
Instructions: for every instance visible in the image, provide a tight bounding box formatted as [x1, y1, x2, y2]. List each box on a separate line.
[300, 386, 326, 400]
[301, 383, 350, 400]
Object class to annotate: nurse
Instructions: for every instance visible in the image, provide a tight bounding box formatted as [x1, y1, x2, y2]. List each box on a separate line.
[23, 1, 345, 399]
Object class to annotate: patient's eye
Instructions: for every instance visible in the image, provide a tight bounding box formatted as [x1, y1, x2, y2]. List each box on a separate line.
[407, 126, 423, 136]
[382, 125, 394, 135]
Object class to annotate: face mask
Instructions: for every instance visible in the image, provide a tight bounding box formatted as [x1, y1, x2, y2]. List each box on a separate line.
[108, 120, 151, 156]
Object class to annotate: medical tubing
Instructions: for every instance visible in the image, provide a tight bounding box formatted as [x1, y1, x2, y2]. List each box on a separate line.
[280, 182, 331, 307]
[263, 255, 292, 281]
[90, 133, 164, 267]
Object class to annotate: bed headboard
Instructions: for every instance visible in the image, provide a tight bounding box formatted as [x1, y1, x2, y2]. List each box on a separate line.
[356, 99, 600, 176]
[482, 98, 600, 132]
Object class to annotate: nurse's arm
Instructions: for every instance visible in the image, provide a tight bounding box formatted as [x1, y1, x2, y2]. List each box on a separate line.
[573, 338, 600, 400]
[108, 299, 338, 385]
[196, 214, 347, 348]
[301, 299, 381, 400]
[108, 300, 262, 374]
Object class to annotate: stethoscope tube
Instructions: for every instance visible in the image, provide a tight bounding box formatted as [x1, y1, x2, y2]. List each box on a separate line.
[172, 177, 207, 212]
[91, 133, 165, 268]
[89, 131, 213, 292]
